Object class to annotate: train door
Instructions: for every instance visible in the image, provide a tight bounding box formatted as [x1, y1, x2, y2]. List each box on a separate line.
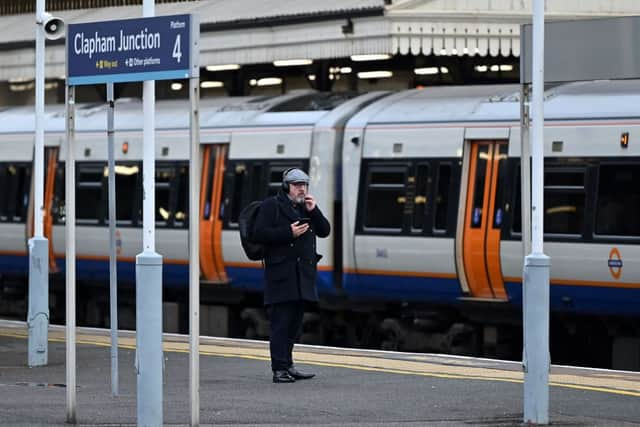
[457, 141, 507, 300]
[200, 144, 229, 283]
[27, 146, 59, 273]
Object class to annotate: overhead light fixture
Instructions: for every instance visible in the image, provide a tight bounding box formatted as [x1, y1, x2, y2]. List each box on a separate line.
[171, 82, 183, 91]
[340, 67, 352, 74]
[251, 77, 283, 87]
[200, 81, 224, 89]
[205, 64, 240, 72]
[499, 64, 514, 71]
[490, 65, 500, 72]
[475, 65, 488, 73]
[357, 71, 393, 79]
[273, 59, 312, 67]
[440, 67, 449, 74]
[308, 74, 316, 81]
[414, 67, 439, 75]
[350, 54, 391, 62]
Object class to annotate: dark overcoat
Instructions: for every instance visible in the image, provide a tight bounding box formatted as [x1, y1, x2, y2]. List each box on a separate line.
[253, 191, 330, 305]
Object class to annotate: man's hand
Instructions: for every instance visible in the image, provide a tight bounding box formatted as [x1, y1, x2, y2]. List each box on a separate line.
[304, 194, 316, 211]
[291, 221, 309, 238]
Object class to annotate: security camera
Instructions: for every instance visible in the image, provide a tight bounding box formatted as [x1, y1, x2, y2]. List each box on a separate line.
[40, 12, 65, 40]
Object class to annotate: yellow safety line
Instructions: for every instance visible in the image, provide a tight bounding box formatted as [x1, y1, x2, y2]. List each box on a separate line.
[2, 329, 639, 398]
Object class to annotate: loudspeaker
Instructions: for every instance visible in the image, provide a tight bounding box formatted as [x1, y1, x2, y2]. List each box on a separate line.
[41, 13, 65, 40]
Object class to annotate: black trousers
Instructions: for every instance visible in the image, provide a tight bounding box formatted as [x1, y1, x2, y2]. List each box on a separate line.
[268, 301, 304, 371]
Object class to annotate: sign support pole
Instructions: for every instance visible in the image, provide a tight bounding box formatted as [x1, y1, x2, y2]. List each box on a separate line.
[107, 82, 119, 396]
[523, 0, 550, 424]
[189, 72, 201, 427]
[28, 0, 49, 369]
[65, 83, 77, 425]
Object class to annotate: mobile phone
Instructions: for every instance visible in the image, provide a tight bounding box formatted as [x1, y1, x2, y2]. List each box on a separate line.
[298, 217, 310, 225]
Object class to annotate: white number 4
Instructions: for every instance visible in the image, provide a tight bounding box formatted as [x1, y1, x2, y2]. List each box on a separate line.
[173, 35, 182, 63]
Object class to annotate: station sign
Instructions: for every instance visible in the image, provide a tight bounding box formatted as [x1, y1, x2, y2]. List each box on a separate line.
[67, 14, 198, 85]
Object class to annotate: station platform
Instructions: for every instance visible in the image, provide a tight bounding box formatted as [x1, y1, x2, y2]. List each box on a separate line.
[0, 319, 639, 426]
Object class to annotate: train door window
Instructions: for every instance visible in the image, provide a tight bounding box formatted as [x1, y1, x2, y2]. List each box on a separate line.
[411, 164, 430, 231]
[544, 168, 586, 236]
[0, 163, 31, 223]
[174, 165, 188, 228]
[155, 166, 173, 226]
[52, 165, 65, 224]
[469, 145, 490, 228]
[596, 164, 640, 236]
[434, 163, 452, 233]
[77, 164, 105, 224]
[492, 144, 509, 229]
[363, 165, 408, 231]
[113, 163, 141, 225]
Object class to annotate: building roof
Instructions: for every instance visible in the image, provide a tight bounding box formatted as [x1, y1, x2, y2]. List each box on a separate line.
[0, 0, 638, 81]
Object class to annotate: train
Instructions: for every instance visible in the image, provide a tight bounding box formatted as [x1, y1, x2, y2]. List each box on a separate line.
[1, 80, 639, 369]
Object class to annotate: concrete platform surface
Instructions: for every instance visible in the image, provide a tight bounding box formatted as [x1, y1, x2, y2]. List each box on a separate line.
[0, 320, 639, 426]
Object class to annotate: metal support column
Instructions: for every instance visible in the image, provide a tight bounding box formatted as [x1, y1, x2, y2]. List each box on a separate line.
[28, 0, 49, 368]
[107, 82, 119, 396]
[136, 0, 163, 425]
[65, 84, 77, 424]
[189, 76, 201, 426]
[523, 0, 550, 424]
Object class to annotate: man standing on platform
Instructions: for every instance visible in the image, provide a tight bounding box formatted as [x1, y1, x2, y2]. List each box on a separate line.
[254, 168, 331, 383]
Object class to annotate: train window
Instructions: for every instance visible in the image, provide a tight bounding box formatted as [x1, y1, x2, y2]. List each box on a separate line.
[0, 163, 31, 223]
[203, 149, 217, 220]
[434, 163, 452, 232]
[174, 165, 188, 228]
[511, 166, 522, 234]
[363, 165, 407, 231]
[544, 167, 586, 236]
[470, 145, 490, 228]
[155, 167, 173, 226]
[596, 165, 640, 236]
[492, 144, 509, 229]
[111, 163, 140, 225]
[412, 164, 430, 231]
[77, 164, 105, 224]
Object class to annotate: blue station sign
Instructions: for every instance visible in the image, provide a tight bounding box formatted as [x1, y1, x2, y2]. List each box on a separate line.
[67, 14, 198, 85]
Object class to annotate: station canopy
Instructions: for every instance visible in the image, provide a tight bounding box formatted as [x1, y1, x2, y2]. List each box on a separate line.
[0, 0, 638, 81]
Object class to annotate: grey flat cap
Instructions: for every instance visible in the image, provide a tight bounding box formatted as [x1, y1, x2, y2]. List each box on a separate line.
[283, 168, 310, 184]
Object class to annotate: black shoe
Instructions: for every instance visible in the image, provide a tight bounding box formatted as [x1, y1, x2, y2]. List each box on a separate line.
[287, 366, 315, 380]
[273, 370, 296, 383]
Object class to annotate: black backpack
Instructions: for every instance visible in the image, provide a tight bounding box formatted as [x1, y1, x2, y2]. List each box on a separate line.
[238, 198, 278, 261]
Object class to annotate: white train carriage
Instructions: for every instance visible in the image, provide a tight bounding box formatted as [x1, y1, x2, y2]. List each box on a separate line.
[342, 80, 640, 319]
[0, 91, 384, 302]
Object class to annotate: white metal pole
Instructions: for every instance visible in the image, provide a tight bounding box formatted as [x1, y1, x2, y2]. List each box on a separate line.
[65, 84, 77, 425]
[189, 77, 201, 426]
[107, 82, 119, 396]
[136, 1, 163, 425]
[28, 0, 49, 368]
[523, 0, 550, 424]
[34, 3, 45, 238]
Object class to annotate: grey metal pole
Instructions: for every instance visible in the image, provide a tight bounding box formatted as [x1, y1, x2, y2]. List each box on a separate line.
[28, 0, 49, 368]
[523, 0, 550, 424]
[520, 83, 531, 257]
[189, 76, 201, 426]
[136, 1, 163, 425]
[107, 82, 119, 396]
[65, 83, 77, 424]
